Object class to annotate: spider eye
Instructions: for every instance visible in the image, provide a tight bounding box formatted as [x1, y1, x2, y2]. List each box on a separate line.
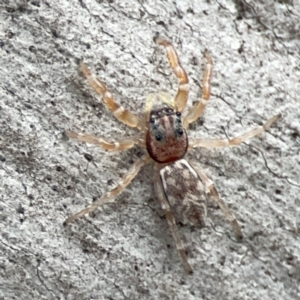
[155, 134, 163, 141]
[176, 129, 184, 136]
[176, 112, 181, 117]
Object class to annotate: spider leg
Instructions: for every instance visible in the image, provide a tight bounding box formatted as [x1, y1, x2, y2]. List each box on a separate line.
[64, 154, 151, 225]
[65, 132, 145, 151]
[164, 210, 193, 273]
[196, 170, 243, 241]
[183, 50, 213, 127]
[153, 168, 193, 274]
[189, 114, 280, 149]
[80, 62, 143, 130]
[155, 38, 189, 113]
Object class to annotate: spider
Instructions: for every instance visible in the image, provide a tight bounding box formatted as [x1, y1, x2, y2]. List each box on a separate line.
[64, 38, 279, 273]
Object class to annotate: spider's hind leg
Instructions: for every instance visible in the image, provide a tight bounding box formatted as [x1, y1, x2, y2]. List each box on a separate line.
[64, 154, 151, 225]
[196, 169, 243, 241]
[153, 167, 193, 274]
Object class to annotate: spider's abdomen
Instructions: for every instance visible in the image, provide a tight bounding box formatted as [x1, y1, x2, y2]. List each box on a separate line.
[146, 105, 188, 163]
[159, 159, 207, 227]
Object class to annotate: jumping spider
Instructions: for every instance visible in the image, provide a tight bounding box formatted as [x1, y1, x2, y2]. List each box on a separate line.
[64, 38, 279, 273]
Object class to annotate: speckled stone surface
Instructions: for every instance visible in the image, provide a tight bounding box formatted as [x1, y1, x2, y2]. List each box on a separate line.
[0, 1, 299, 299]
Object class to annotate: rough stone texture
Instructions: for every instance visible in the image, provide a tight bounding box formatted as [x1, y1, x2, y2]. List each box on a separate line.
[0, 1, 299, 299]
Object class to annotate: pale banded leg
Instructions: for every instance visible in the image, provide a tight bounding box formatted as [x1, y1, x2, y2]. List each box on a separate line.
[153, 169, 193, 274]
[189, 114, 280, 149]
[165, 211, 193, 273]
[196, 170, 243, 241]
[65, 131, 145, 151]
[64, 154, 151, 225]
[155, 38, 189, 113]
[80, 62, 142, 130]
[183, 50, 213, 127]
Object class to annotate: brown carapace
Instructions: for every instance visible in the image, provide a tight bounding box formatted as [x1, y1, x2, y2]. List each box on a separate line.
[146, 102, 188, 163]
[64, 38, 280, 273]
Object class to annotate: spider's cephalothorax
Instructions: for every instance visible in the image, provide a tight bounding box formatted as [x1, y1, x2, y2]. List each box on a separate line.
[64, 38, 279, 274]
[146, 95, 188, 163]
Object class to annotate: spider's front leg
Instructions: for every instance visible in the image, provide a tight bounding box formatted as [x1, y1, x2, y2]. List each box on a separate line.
[80, 62, 143, 130]
[183, 50, 213, 127]
[155, 38, 189, 112]
[64, 154, 151, 225]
